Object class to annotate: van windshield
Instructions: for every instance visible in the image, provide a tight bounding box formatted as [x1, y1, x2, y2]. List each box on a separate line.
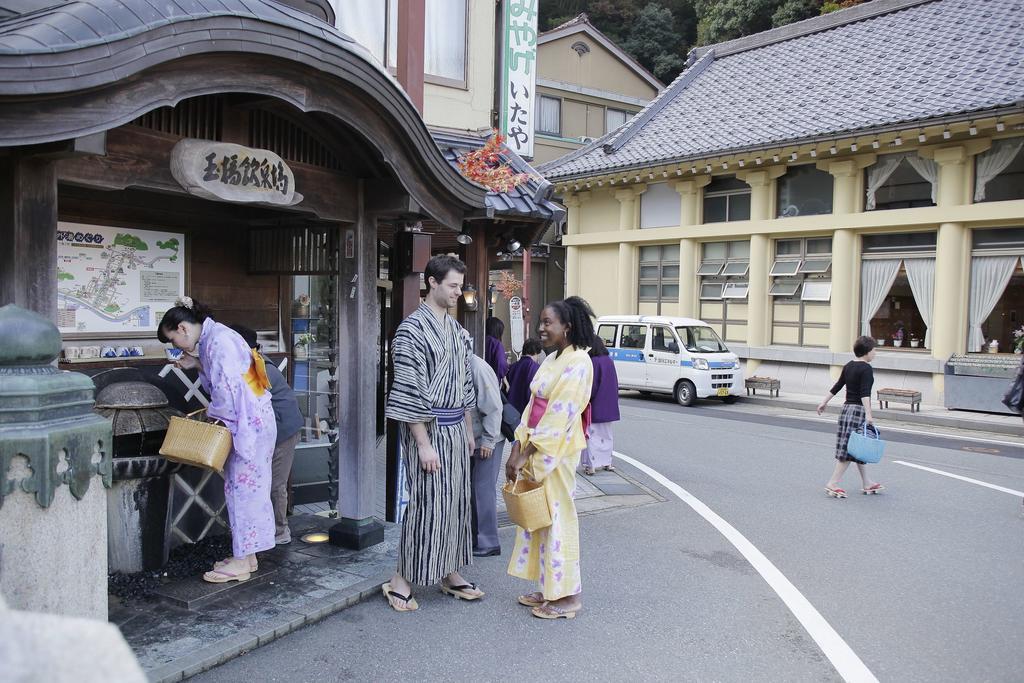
[676, 326, 728, 353]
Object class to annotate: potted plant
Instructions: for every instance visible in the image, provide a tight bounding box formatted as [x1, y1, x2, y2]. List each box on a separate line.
[1014, 326, 1024, 354]
[876, 337, 886, 346]
[292, 293, 311, 318]
[293, 332, 315, 360]
[988, 339, 1000, 354]
[909, 335, 920, 348]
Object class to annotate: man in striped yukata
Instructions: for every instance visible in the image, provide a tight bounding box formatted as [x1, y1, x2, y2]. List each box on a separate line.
[382, 255, 484, 612]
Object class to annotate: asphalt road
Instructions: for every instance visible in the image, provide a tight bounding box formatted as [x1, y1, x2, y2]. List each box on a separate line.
[194, 397, 1024, 682]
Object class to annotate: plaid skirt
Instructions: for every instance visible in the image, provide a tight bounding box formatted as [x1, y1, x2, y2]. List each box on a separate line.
[835, 404, 866, 463]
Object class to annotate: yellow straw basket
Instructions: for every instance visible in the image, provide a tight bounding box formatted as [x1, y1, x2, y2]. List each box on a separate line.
[502, 473, 552, 532]
[159, 409, 232, 474]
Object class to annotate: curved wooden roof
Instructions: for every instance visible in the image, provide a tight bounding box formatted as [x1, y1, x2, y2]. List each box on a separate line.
[0, 0, 487, 226]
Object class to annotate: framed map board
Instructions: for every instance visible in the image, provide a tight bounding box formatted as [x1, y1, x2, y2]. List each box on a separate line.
[57, 222, 186, 338]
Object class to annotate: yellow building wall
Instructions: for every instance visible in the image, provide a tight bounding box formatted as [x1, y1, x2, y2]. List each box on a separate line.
[577, 245, 620, 316]
[772, 326, 800, 345]
[422, 0, 494, 132]
[578, 190, 620, 233]
[773, 303, 800, 323]
[538, 35, 659, 101]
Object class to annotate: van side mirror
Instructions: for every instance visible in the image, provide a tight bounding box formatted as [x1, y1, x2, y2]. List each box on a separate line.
[667, 341, 680, 354]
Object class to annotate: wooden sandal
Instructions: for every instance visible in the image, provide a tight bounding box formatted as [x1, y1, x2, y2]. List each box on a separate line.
[583, 467, 595, 476]
[517, 593, 545, 607]
[382, 582, 419, 612]
[202, 564, 251, 584]
[440, 581, 484, 601]
[531, 602, 579, 620]
[215, 556, 257, 572]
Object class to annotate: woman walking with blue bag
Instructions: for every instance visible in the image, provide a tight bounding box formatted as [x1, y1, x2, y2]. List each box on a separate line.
[817, 335, 885, 498]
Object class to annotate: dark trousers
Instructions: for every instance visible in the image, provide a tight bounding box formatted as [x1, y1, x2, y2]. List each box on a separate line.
[470, 440, 505, 552]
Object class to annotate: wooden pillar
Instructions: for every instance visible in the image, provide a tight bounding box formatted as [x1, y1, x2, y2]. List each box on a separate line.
[522, 243, 532, 344]
[0, 155, 58, 320]
[383, 228, 431, 523]
[330, 182, 385, 548]
[397, 0, 425, 113]
[462, 223, 488, 356]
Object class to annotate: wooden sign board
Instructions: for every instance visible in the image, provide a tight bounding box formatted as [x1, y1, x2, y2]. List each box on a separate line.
[170, 139, 303, 206]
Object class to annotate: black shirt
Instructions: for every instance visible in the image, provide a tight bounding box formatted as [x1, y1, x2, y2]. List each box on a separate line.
[831, 361, 874, 405]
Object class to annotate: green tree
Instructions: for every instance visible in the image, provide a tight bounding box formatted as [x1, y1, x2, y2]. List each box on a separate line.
[622, 3, 687, 81]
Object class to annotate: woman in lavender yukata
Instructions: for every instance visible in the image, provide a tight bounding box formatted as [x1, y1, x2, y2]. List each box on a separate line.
[505, 297, 595, 620]
[158, 296, 277, 583]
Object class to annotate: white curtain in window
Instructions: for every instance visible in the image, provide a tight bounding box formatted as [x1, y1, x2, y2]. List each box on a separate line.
[968, 255, 1019, 352]
[538, 97, 560, 135]
[904, 257, 936, 348]
[865, 154, 905, 210]
[425, 0, 466, 80]
[860, 259, 902, 336]
[905, 155, 939, 204]
[335, 1, 386, 66]
[974, 139, 1024, 201]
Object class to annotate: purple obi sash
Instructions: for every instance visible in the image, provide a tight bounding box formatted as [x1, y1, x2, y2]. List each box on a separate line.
[432, 407, 465, 427]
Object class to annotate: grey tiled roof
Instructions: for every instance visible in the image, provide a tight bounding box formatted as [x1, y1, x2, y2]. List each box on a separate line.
[541, 0, 1024, 181]
[434, 132, 565, 225]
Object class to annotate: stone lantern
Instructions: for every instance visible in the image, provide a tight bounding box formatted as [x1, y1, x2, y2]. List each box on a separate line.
[0, 304, 113, 619]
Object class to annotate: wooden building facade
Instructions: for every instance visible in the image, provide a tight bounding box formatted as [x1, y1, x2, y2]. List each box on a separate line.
[0, 0, 505, 547]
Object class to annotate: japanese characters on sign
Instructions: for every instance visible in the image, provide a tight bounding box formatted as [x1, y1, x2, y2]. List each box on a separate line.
[501, 0, 538, 158]
[170, 139, 303, 206]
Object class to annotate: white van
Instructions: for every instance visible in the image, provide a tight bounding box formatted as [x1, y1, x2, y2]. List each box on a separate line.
[596, 315, 744, 406]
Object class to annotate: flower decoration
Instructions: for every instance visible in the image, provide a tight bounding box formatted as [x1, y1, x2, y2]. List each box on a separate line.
[295, 293, 310, 306]
[457, 131, 531, 193]
[1013, 325, 1024, 353]
[494, 270, 521, 299]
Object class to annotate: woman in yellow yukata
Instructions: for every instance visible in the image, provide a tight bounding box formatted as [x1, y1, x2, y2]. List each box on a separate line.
[505, 296, 596, 620]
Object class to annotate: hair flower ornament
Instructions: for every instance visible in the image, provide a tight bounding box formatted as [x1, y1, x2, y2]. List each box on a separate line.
[175, 295, 194, 310]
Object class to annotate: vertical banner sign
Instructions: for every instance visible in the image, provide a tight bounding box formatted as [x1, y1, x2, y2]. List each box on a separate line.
[509, 295, 525, 355]
[501, 0, 538, 158]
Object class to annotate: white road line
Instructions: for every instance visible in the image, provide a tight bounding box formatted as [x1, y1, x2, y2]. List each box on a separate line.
[892, 461, 1024, 496]
[613, 450, 878, 683]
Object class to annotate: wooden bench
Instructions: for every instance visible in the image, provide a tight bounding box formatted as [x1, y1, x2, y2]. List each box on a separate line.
[877, 388, 922, 412]
[745, 376, 780, 397]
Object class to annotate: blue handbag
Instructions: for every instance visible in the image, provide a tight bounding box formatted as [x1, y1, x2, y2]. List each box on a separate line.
[848, 423, 884, 464]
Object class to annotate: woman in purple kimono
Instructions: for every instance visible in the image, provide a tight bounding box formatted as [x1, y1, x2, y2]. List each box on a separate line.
[158, 296, 277, 583]
[581, 335, 620, 476]
[486, 316, 509, 382]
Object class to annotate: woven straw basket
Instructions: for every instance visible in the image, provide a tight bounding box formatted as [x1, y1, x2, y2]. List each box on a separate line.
[502, 474, 552, 532]
[159, 409, 232, 473]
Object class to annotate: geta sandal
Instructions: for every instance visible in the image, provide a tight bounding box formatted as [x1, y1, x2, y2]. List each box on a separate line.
[517, 593, 545, 607]
[202, 565, 251, 584]
[382, 582, 419, 612]
[531, 603, 579, 620]
[440, 580, 484, 601]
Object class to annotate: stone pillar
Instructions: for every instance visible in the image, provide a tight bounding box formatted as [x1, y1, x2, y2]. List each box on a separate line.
[737, 170, 782, 374]
[329, 184, 384, 549]
[614, 186, 643, 313]
[678, 238, 698, 318]
[0, 305, 112, 619]
[930, 147, 972, 368]
[746, 234, 771, 374]
[0, 156, 58, 321]
[675, 178, 709, 320]
[675, 177, 710, 228]
[563, 194, 582, 297]
[821, 159, 871, 375]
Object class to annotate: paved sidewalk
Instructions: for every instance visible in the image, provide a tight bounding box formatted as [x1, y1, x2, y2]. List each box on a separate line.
[740, 389, 1023, 436]
[120, 465, 660, 682]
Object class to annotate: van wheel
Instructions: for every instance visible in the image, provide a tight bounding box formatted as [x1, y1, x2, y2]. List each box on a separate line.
[721, 395, 738, 405]
[674, 380, 696, 407]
